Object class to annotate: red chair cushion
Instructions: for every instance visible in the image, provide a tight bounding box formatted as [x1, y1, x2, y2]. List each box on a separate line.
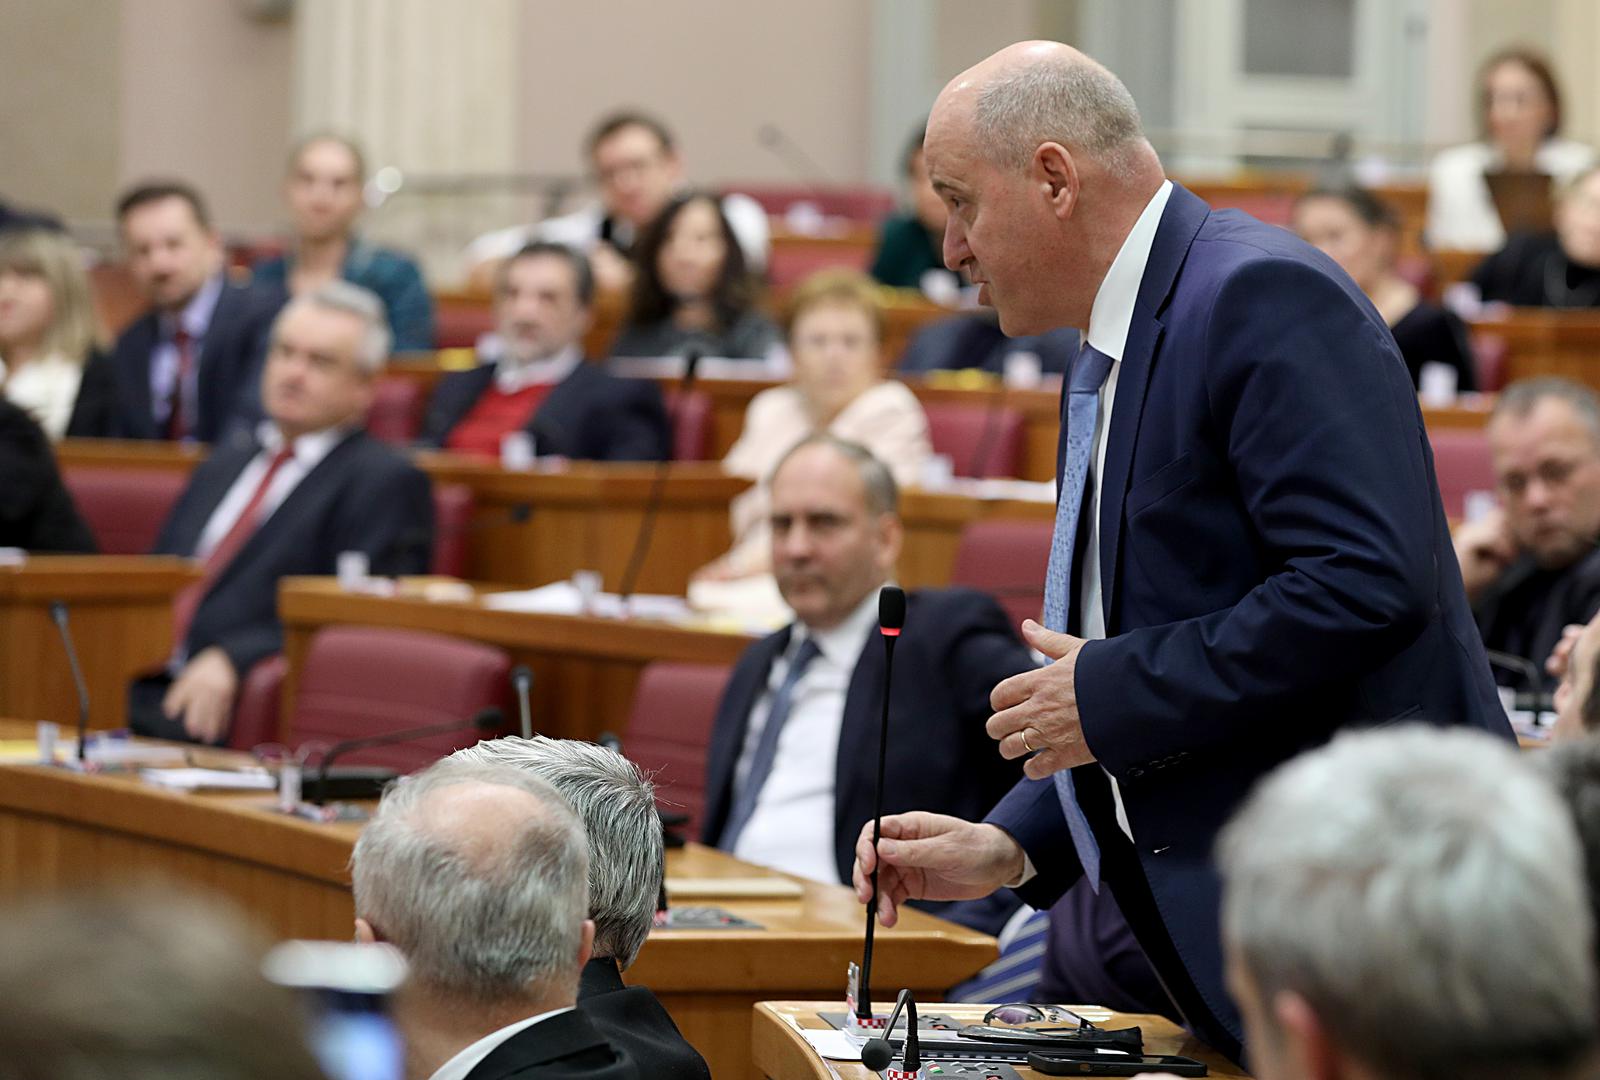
[430, 483, 473, 577]
[229, 654, 287, 751]
[1471, 333, 1509, 393]
[924, 402, 1025, 478]
[623, 661, 732, 837]
[949, 519, 1054, 630]
[290, 626, 512, 773]
[62, 467, 188, 554]
[665, 388, 712, 461]
[367, 377, 424, 444]
[1429, 428, 1496, 519]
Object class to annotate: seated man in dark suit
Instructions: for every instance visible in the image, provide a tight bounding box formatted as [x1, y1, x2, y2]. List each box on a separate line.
[0, 399, 95, 552]
[701, 434, 1032, 935]
[450, 736, 709, 1080]
[130, 281, 433, 744]
[352, 760, 638, 1080]
[108, 181, 285, 443]
[419, 243, 668, 462]
[1455, 377, 1600, 688]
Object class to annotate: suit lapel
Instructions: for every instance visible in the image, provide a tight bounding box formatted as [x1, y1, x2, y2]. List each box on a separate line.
[174, 445, 257, 556]
[1097, 184, 1209, 633]
[531, 362, 593, 456]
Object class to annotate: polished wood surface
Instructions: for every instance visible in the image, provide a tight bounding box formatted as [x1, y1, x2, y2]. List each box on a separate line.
[0, 556, 197, 730]
[278, 577, 754, 742]
[0, 730, 995, 1080]
[754, 1001, 1251, 1079]
[1467, 309, 1600, 393]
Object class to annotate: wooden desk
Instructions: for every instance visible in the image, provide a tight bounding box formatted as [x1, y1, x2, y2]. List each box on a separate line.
[754, 1002, 1251, 1079]
[1467, 309, 1600, 393]
[0, 740, 995, 1080]
[278, 578, 754, 742]
[0, 556, 196, 730]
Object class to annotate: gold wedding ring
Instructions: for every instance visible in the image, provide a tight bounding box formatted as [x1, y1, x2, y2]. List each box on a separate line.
[1021, 729, 1036, 753]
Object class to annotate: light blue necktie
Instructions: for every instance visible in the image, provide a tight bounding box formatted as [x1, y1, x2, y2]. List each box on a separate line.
[718, 637, 823, 851]
[1040, 343, 1115, 892]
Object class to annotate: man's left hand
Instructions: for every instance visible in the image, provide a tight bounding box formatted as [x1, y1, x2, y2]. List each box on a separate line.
[987, 620, 1093, 779]
[162, 647, 239, 744]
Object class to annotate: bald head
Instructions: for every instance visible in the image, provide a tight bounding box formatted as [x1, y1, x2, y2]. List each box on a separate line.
[351, 762, 592, 1005]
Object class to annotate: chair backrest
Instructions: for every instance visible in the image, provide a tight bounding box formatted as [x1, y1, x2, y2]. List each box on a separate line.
[949, 518, 1054, 629]
[1429, 428, 1497, 519]
[367, 377, 424, 445]
[923, 402, 1025, 479]
[622, 661, 732, 837]
[61, 467, 188, 554]
[430, 483, 474, 577]
[1471, 332, 1509, 393]
[728, 184, 896, 222]
[290, 625, 512, 773]
[765, 243, 873, 291]
[228, 654, 288, 751]
[665, 388, 713, 461]
[433, 300, 496, 350]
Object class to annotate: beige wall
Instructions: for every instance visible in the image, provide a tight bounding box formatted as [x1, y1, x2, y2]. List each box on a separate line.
[0, 2, 121, 223]
[119, 0, 294, 233]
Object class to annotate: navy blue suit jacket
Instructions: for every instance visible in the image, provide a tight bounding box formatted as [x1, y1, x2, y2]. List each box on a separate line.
[986, 184, 1509, 1050]
[152, 430, 433, 678]
[702, 588, 1033, 935]
[107, 279, 285, 444]
[419, 359, 669, 461]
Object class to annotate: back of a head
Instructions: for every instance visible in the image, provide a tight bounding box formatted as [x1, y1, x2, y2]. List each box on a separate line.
[1544, 733, 1600, 971]
[350, 760, 591, 1007]
[0, 888, 326, 1080]
[447, 736, 663, 969]
[1220, 727, 1597, 1080]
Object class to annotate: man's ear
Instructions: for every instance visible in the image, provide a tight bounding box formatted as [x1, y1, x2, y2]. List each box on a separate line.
[1033, 142, 1080, 221]
[1275, 989, 1345, 1080]
[354, 917, 378, 945]
[577, 918, 596, 969]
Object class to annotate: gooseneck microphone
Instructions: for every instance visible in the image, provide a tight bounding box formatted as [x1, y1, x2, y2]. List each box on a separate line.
[858, 585, 906, 1021]
[756, 123, 832, 190]
[861, 989, 921, 1073]
[617, 349, 702, 605]
[49, 601, 91, 763]
[968, 378, 1011, 481]
[1484, 648, 1549, 727]
[311, 707, 504, 805]
[511, 665, 534, 739]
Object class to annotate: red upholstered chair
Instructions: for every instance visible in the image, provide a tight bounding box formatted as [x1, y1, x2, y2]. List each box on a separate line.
[367, 377, 424, 444]
[728, 185, 897, 222]
[665, 388, 713, 461]
[949, 519, 1054, 630]
[1429, 428, 1496, 520]
[623, 661, 732, 837]
[430, 483, 473, 577]
[228, 655, 288, 751]
[765, 244, 873, 291]
[923, 402, 1025, 478]
[285, 626, 512, 773]
[432, 302, 496, 350]
[62, 467, 188, 554]
[1471, 333, 1509, 393]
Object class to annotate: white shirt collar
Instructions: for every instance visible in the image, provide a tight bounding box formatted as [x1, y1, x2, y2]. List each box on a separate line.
[1085, 180, 1173, 362]
[796, 586, 889, 669]
[427, 1006, 574, 1080]
[495, 343, 582, 393]
[255, 420, 352, 468]
[163, 273, 225, 341]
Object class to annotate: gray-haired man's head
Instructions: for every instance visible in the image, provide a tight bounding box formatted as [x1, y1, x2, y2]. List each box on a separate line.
[261, 280, 390, 440]
[448, 736, 663, 969]
[350, 761, 592, 1007]
[1219, 726, 1597, 1080]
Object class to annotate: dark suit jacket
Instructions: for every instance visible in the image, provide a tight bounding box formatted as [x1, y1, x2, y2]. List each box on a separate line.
[0, 400, 95, 552]
[986, 183, 1511, 1054]
[577, 958, 708, 1080]
[62, 349, 122, 438]
[107, 279, 285, 443]
[419, 359, 669, 462]
[464, 1007, 637, 1080]
[702, 588, 1033, 935]
[1473, 548, 1600, 686]
[152, 429, 432, 678]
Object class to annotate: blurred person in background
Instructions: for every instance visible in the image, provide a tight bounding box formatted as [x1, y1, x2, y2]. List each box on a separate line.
[870, 122, 962, 299]
[1471, 165, 1600, 308]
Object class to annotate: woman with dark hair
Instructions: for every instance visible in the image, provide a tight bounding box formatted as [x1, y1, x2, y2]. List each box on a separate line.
[1427, 47, 1595, 252]
[1294, 186, 1476, 393]
[608, 192, 780, 361]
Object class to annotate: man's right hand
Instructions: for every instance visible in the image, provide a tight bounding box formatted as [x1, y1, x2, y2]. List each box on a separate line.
[851, 812, 1026, 926]
[1452, 508, 1516, 600]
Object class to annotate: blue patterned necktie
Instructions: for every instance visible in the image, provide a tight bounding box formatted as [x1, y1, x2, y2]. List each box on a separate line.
[1040, 343, 1115, 891]
[718, 637, 824, 851]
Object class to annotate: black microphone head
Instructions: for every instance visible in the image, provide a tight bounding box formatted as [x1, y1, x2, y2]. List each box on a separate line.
[597, 731, 623, 753]
[49, 600, 68, 627]
[508, 503, 533, 524]
[471, 707, 505, 732]
[681, 349, 703, 385]
[878, 585, 906, 632]
[860, 1038, 894, 1072]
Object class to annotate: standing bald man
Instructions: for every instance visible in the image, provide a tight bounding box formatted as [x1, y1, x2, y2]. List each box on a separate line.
[853, 42, 1510, 1061]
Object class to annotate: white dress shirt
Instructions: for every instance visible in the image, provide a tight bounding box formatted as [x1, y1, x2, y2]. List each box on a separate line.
[194, 423, 350, 561]
[731, 589, 881, 883]
[0, 353, 84, 440]
[151, 274, 224, 433]
[427, 1006, 574, 1080]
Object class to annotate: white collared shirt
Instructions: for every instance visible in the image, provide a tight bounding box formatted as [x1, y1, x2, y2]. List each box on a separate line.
[493, 343, 582, 394]
[731, 588, 883, 884]
[194, 422, 350, 560]
[151, 273, 224, 433]
[0, 353, 84, 441]
[428, 1007, 574, 1080]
